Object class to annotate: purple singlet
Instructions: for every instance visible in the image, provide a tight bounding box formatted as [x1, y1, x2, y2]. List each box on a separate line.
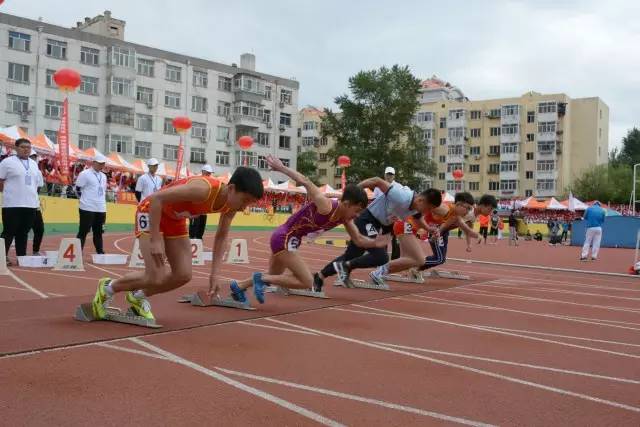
[270, 199, 342, 253]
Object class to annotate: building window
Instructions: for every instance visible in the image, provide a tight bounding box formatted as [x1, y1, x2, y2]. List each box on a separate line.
[8, 63, 29, 84]
[191, 122, 207, 139]
[79, 105, 98, 123]
[538, 101, 557, 114]
[536, 179, 555, 191]
[469, 164, 480, 173]
[448, 127, 465, 140]
[190, 147, 206, 163]
[216, 126, 230, 141]
[446, 181, 463, 192]
[279, 135, 291, 150]
[320, 136, 328, 146]
[468, 182, 479, 191]
[217, 101, 230, 117]
[263, 109, 272, 123]
[163, 144, 178, 160]
[280, 113, 292, 127]
[6, 94, 29, 114]
[447, 163, 463, 173]
[257, 155, 269, 170]
[163, 118, 177, 135]
[488, 163, 500, 174]
[501, 124, 518, 135]
[165, 65, 182, 82]
[599, 128, 602, 139]
[488, 108, 501, 118]
[137, 58, 154, 77]
[164, 91, 181, 109]
[109, 77, 134, 97]
[193, 70, 208, 87]
[110, 46, 135, 68]
[448, 109, 465, 120]
[134, 141, 151, 158]
[80, 47, 99, 66]
[44, 130, 58, 143]
[78, 135, 97, 150]
[470, 128, 481, 138]
[44, 100, 63, 119]
[215, 150, 230, 166]
[137, 86, 153, 105]
[135, 114, 153, 131]
[501, 105, 519, 116]
[191, 96, 207, 113]
[527, 111, 535, 123]
[79, 76, 99, 95]
[439, 138, 446, 146]
[106, 105, 133, 126]
[9, 31, 31, 52]
[470, 110, 481, 120]
[501, 143, 518, 154]
[490, 127, 501, 136]
[439, 117, 447, 128]
[301, 137, 314, 146]
[218, 76, 232, 92]
[439, 155, 446, 163]
[526, 171, 533, 179]
[257, 132, 269, 147]
[489, 145, 500, 156]
[319, 153, 328, 162]
[500, 180, 517, 191]
[280, 158, 290, 167]
[280, 88, 292, 104]
[438, 172, 445, 180]
[469, 146, 480, 155]
[302, 121, 316, 130]
[447, 145, 464, 156]
[236, 151, 257, 167]
[526, 133, 535, 142]
[537, 141, 555, 153]
[46, 39, 67, 59]
[537, 160, 555, 171]
[526, 152, 534, 160]
[233, 101, 264, 119]
[500, 161, 518, 172]
[107, 135, 132, 154]
[489, 181, 499, 191]
[416, 111, 434, 122]
[45, 69, 55, 87]
[421, 129, 433, 141]
[318, 169, 327, 177]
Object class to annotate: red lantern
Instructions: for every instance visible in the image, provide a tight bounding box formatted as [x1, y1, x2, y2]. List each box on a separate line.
[53, 68, 81, 93]
[238, 135, 254, 150]
[452, 169, 464, 180]
[337, 155, 351, 168]
[172, 116, 192, 134]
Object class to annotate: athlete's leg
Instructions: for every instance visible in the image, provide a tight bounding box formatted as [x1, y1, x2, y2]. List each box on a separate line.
[387, 234, 425, 273]
[261, 251, 314, 290]
[110, 235, 168, 294]
[145, 237, 192, 296]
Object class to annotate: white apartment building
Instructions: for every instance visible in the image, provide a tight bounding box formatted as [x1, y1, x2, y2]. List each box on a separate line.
[0, 11, 299, 181]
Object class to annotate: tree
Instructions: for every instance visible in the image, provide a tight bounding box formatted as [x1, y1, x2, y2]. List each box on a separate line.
[567, 163, 632, 204]
[323, 65, 437, 190]
[296, 150, 319, 184]
[614, 127, 640, 166]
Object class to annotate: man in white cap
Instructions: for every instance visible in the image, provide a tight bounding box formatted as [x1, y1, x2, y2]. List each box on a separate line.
[373, 166, 402, 259]
[28, 149, 45, 256]
[134, 158, 162, 203]
[75, 154, 108, 254]
[189, 164, 214, 239]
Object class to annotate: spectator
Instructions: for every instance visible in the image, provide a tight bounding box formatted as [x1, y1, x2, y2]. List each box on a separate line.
[0, 139, 42, 264]
[189, 164, 214, 240]
[477, 213, 489, 244]
[489, 209, 500, 244]
[533, 230, 543, 241]
[75, 154, 107, 254]
[134, 158, 162, 202]
[581, 201, 605, 261]
[561, 221, 569, 243]
[28, 149, 45, 256]
[508, 210, 518, 247]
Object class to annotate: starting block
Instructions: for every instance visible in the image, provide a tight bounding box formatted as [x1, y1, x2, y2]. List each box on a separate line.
[384, 272, 425, 284]
[334, 277, 390, 291]
[425, 270, 470, 280]
[265, 285, 328, 299]
[129, 238, 145, 268]
[74, 303, 162, 328]
[190, 239, 204, 266]
[179, 291, 255, 310]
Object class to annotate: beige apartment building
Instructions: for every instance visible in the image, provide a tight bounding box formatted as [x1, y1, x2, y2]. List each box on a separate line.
[301, 77, 609, 199]
[298, 106, 339, 186]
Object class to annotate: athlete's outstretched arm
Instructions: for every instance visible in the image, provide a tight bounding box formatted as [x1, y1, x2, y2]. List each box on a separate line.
[208, 210, 236, 296]
[266, 155, 331, 214]
[358, 177, 389, 193]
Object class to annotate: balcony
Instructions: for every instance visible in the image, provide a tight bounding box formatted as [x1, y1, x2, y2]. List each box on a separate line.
[446, 154, 464, 164]
[500, 113, 519, 125]
[499, 170, 519, 181]
[500, 151, 519, 162]
[535, 186, 556, 197]
[500, 188, 518, 197]
[537, 111, 558, 123]
[535, 170, 557, 180]
[415, 120, 435, 129]
[447, 136, 465, 145]
[500, 133, 520, 144]
[447, 117, 466, 129]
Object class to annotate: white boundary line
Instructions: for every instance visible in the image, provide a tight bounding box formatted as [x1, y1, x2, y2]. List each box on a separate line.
[6, 269, 48, 298]
[475, 282, 640, 303]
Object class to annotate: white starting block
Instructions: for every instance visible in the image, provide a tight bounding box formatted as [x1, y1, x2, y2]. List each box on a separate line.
[334, 277, 390, 291]
[0, 239, 7, 275]
[17, 256, 51, 268]
[53, 238, 84, 271]
[203, 251, 213, 262]
[74, 303, 162, 328]
[129, 239, 145, 268]
[92, 254, 128, 265]
[178, 291, 255, 310]
[265, 285, 328, 299]
[225, 239, 249, 264]
[190, 239, 204, 266]
[384, 271, 425, 284]
[425, 270, 470, 280]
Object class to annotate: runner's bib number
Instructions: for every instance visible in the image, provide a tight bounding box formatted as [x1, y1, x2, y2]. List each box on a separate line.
[365, 223, 378, 237]
[137, 213, 150, 232]
[287, 237, 300, 252]
[403, 222, 413, 234]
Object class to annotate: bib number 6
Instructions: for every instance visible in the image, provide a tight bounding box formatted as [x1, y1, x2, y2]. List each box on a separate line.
[137, 213, 150, 232]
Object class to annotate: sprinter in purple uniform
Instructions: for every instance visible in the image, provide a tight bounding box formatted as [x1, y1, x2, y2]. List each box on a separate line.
[229, 155, 388, 304]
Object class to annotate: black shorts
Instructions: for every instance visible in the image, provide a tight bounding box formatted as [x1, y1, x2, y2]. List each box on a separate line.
[489, 227, 498, 236]
[479, 226, 488, 238]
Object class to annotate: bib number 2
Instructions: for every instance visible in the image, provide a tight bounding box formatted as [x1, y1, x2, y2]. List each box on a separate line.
[137, 213, 150, 232]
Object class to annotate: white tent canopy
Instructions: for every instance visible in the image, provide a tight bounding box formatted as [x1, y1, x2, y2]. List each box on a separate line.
[546, 197, 567, 210]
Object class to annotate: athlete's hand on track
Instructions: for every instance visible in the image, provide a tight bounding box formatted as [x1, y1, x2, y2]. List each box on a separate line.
[149, 239, 164, 267]
[208, 276, 221, 299]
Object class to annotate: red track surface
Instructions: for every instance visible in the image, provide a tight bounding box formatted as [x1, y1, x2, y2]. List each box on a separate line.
[1, 231, 639, 426]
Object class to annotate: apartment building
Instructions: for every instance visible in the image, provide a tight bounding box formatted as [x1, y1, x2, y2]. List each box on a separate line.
[0, 11, 300, 181]
[298, 106, 340, 186]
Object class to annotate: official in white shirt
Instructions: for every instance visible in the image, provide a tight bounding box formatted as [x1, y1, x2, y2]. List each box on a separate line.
[0, 139, 42, 261]
[189, 164, 214, 240]
[134, 157, 162, 203]
[75, 154, 108, 254]
[28, 149, 45, 256]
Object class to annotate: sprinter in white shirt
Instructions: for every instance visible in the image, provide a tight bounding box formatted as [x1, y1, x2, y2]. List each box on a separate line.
[134, 157, 162, 203]
[0, 139, 42, 262]
[75, 154, 108, 254]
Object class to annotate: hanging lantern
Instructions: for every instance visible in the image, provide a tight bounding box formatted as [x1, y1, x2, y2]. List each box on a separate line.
[172, 116, 192, 134]
[452, 169, 464, 180]
[53, 68, 81, 93]
[337, 155, 351, 168]
[238, 135, 254, 150]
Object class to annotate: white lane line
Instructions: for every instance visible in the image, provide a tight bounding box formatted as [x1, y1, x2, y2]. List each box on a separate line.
[237, 321, 319, 336]
[474, 282, 640, 303]
[374, 342, 640, 385]
[494, 278, 640, 294]
[129, 338, 345, 427]
[217, 367, 495, 427]
[0, 284, 32, 292]
[268, 319, 640, 414]
[95, 342, 168, 361]
[6, 269, 48, 298]
[86, 263, 123, 278]
[10, 268, 99, 281]
[47, 292, 64, 297]
[347, 304, 640, 359]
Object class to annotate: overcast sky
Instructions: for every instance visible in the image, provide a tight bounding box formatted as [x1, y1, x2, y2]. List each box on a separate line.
[3, 0, 638, 150]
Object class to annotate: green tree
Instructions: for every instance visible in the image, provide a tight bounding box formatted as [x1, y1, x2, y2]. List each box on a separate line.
[567, 163, 632, 204]
[296, 150, 319, 184]
[323, 65, 437, 190]
[615, 127, 640, 166]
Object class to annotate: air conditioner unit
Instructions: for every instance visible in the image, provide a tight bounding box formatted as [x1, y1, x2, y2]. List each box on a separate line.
[279, 101, 285, 108]
[279, 124, 286, 131]
[266, 122, 272, 128]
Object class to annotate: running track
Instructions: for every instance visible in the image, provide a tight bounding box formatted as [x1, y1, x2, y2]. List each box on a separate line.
[1, 231, 639, 426]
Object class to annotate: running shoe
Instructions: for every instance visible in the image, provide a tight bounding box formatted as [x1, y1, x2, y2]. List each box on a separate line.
[374, 263, 389, 278]
[252, 272, 267, 304]
[125, 291, 154, 320]
[312, 273, 324, 292]
[333, 261, 351, 283]
[91, 277, 113, 320]
[369, 270, 386, 287]
[230, 281, 247, 303]
[409, 268, 422, 281]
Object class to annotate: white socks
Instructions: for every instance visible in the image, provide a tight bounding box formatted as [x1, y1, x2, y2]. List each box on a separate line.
[133, 290, 146, 299]
[104, 282, 115, 297]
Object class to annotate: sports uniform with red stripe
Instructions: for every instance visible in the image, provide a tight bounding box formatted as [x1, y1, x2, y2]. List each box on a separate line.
[419, 203, 458, 271]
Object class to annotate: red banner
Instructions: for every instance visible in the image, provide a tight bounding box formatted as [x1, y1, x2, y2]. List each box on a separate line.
[57, 98, 70, 184]
[175, 136, 184, 180]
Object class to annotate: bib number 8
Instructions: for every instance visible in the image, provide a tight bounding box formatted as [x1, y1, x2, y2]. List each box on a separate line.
[137, 213, 150, 231]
